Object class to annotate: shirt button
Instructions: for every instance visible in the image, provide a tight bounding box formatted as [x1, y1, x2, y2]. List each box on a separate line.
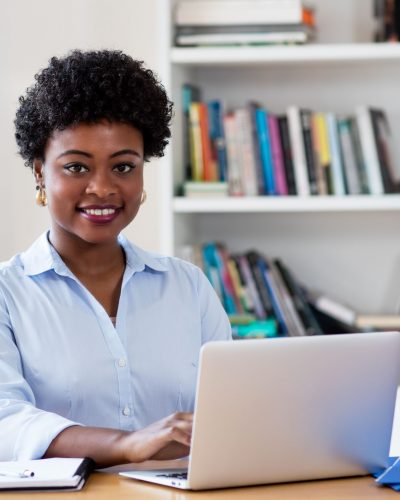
[122, 406, 131, 416]
[118, 358, 126, 368]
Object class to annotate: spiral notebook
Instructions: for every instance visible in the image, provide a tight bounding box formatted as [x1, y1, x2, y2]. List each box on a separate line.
[0, 457, 94, 491]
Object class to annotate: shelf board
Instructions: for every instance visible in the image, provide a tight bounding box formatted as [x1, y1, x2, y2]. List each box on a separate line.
[173, 195, 400, 213]
[171, 43, 400, 66]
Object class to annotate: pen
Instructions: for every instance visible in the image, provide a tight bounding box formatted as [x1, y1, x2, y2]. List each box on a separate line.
[0, 469, 35, 478]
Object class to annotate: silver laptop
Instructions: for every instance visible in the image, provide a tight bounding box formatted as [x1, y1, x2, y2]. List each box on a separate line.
[120, 332, 400, 490]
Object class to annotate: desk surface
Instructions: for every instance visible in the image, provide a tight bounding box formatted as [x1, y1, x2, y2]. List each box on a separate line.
[1, 472, 399, 499]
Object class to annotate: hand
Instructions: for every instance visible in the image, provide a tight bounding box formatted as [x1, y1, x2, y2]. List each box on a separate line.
[121, 412, 193, 463]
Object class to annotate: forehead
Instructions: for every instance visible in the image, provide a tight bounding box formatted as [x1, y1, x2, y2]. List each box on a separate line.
[45, 122, 144, 156]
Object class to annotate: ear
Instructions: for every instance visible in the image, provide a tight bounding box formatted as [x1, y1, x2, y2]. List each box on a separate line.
[33, 159, 44, 185]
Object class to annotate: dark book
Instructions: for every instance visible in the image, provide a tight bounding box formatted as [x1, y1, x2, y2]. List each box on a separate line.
[278, 115, 297, 195]
[182, 83, 201, 181]
[257, 254, 288, 335]
[370, 108, 398, 193]
[274, 259, 324, 336]
[300, 109, 319, 195]
[309, 304, 359, 335]
[246, 251, 274, 318]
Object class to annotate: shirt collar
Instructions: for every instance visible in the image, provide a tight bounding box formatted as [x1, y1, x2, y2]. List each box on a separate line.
[21, 231, 169, 277]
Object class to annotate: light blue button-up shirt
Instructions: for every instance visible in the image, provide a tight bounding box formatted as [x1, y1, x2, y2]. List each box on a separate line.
[0, 232, 231, 461]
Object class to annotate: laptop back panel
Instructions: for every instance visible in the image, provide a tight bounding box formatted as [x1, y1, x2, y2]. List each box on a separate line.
[188, 332, 400, 489]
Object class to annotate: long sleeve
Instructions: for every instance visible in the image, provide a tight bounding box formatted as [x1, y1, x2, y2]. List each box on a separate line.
[0, 289, 78, 460]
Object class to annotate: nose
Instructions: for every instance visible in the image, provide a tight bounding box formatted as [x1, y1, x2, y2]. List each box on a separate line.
[85, 170, 117, 198]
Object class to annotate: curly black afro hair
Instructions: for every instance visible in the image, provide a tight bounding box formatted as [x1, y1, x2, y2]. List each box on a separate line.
[15, 49, 173, 167]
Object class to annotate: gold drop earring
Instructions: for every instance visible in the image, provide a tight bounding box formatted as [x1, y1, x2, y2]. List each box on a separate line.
[35, 185, 47, 207]
[140, 190, 147, 205]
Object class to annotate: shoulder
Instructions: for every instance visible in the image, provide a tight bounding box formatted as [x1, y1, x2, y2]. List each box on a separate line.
[121, 235, 206, 285]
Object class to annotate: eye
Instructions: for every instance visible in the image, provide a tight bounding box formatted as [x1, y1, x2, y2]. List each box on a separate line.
[113, 163, 136, 174]
[63, 163, 89, 174]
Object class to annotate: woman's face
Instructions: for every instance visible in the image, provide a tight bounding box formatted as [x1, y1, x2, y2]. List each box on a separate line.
[34, 121, 144, 247]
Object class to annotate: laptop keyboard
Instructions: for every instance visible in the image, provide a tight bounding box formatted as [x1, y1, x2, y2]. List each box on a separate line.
[156, 472, 188, 480]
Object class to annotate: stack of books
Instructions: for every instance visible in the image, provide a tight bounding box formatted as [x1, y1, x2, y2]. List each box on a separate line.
[174, 0, 315, 47]
[178, 242, 399, 338]
[181, 84, 399, 197]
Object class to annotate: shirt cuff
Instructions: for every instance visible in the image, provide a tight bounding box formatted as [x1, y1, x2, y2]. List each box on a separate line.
[13, 410, 82, 460]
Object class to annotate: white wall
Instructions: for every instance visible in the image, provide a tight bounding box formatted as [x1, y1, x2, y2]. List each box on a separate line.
[0, 0, 171, 260]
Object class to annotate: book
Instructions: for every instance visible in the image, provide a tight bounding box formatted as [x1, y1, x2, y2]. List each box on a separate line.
[337, 118, 362, 195]
[182, 84, 201, 181]
[235, 108, 259, 196]
[188, 102, 204, 181]
[370, 108, 398, 193]
[0, 458, 93, 491]
[175, 0, 303, 27]
[355, 106, 385, 195]
[198, 102, 218, 181]
[208, 100, 228, 181]
[269, 114, 288, 195]
[246, 251, 274, 318]
[278, 115, 297, 195]
[307, 290, 357, 326]
[255, 107, 275, 195]
[237, 254, 266, 319]
[348, 116, 370, 194]
[175, 29, 309, 46]
[326, 113, 346, 196]
[314, 112, 333, 194]
[274, 259, 324, 336]
[248, 102, 265, 195]
[183, 181, 228, 198]
[310, 112, 328, 195]
[223, 112, 244, 196]
[287, 106, 310, 196]
[300, 109, 318, 195]
[232, 319, 278, 339]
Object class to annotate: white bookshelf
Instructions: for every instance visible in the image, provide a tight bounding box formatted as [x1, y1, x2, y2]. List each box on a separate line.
[165, 0, 400, 315]
[171, 43, 400, 66]
[173, 195, 400, 213]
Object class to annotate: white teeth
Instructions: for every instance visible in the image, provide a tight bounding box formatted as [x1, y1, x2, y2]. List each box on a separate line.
[83, 208, 116, 216]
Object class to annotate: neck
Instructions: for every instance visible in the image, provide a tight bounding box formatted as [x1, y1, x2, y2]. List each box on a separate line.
[48, 229, 125, 277]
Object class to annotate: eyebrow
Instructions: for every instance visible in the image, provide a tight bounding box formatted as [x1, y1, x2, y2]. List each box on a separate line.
[56, 149, 143, 159]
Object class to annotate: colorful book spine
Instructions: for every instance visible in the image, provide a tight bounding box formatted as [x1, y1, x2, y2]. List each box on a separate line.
[182, 84, 201, 181]
[310, 112, 327, 195]
[255, 108, 276, 195]
[269, 114, 288, 196]
[314, 112, 333, 194]
[208, 100, 228, 181]
[198, 102, 218, 182]
[249, 102, 266, 195]
[188, 102, 204, 181]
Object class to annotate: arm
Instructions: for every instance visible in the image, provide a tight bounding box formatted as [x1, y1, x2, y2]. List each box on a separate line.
[44, 412, 192, 467]
[0, 288, 192, 466]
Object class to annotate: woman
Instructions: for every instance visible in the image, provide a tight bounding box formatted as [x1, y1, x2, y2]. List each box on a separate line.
[0, 50, 231, 466]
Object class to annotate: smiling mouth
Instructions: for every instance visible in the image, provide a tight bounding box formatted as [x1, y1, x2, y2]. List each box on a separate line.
[77, 206, 122, 223]
[81, 207, 117, 216]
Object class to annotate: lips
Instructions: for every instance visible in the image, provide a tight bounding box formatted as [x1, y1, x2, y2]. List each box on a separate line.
[77, 205, 121, 224]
